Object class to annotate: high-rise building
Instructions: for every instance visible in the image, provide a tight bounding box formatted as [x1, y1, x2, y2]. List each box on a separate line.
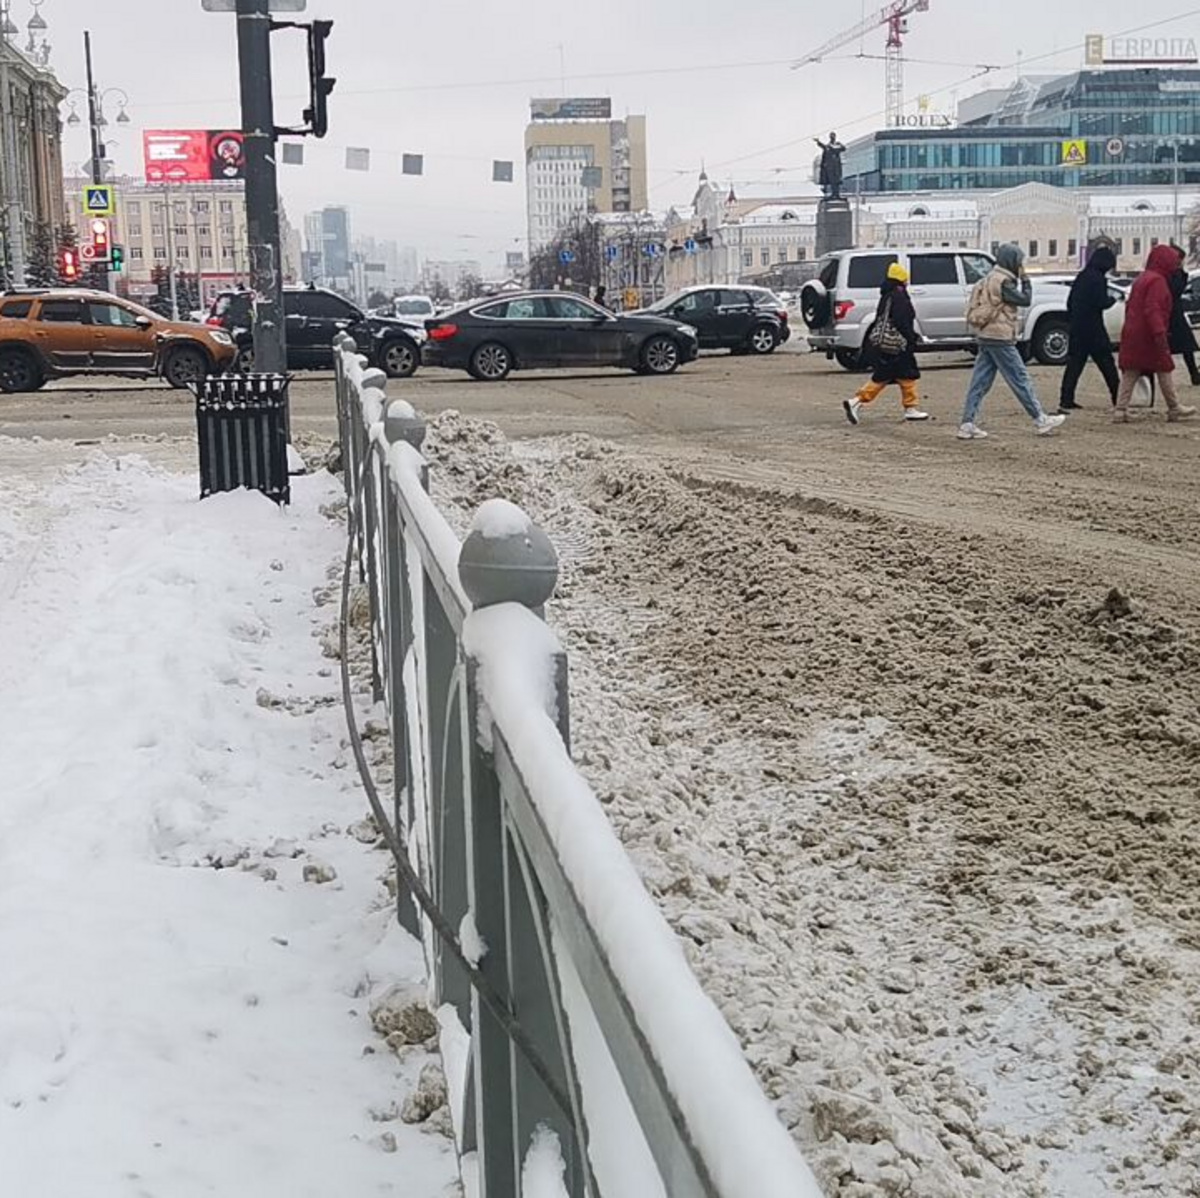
[304, 206, 351, 288]
[524, 98, 647, 251]
[398, 246, 419, 290]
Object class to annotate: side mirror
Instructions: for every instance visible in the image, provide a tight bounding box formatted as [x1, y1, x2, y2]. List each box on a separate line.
[135, 315, 153, 329]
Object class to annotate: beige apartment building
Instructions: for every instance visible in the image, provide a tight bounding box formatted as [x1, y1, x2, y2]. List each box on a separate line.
[63, 175, 300, 304]
[525, 98, 647, 250]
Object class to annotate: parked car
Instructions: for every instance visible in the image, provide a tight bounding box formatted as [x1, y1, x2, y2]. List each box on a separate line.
[0, 288, 237, 392]
[206, 285, 425, 378]
[800, 248, 1115, 369]
[388, 295, 437, 321]
[637, 285, 791, 354]
[422, 291, 699, 381]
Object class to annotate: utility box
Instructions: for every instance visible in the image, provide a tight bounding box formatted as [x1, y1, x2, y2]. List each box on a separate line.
[195, 374, 291, 506]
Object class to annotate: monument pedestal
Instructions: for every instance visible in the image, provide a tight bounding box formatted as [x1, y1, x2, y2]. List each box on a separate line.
[816, 198, 854, 258]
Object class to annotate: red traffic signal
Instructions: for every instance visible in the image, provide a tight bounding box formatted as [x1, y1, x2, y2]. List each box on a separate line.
[90, 219, 110, 256]
[60, 248, 79, 282]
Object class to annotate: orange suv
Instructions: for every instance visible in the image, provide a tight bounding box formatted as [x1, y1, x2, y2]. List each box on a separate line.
[0, 289, 237, 392]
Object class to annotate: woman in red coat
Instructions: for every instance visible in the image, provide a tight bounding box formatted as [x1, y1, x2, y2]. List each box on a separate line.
[1115, 244, 1197, 423]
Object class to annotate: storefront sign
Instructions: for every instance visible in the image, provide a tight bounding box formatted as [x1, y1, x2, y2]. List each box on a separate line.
[1086, 33, 1199, 65]
[889, 114, 954, 129]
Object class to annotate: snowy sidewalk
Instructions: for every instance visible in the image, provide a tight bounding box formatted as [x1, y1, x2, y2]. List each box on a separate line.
[0, 442, 456, 1197]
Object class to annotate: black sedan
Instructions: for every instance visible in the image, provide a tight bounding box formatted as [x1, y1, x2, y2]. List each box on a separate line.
[422, 292, 699, 381]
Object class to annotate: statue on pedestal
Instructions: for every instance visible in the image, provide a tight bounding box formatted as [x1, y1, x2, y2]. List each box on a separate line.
[815, 133, 845, 201]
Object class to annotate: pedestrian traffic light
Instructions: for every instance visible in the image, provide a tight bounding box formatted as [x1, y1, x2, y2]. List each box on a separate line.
[111, 245, 125, 273]
[303, 19, 335, 139]
[60, 248, 79, 282]
[91, 219, 111, 260]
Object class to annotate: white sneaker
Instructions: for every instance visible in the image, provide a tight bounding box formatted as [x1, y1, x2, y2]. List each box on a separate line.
[957, 422, 988, 440]
[1035, 414, 1067, 436]
[903, 408, 930, 422]
[843, 398, 862, 426]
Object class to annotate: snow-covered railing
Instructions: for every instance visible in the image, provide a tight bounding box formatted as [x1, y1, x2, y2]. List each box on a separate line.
[333, 338, 823, 1198]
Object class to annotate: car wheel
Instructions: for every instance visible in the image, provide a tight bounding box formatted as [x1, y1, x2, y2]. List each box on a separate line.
[1033, 320, 1070, 366]
[469, 342, 513, 382]
[641, 336, 681, 375]
[834, 347, 866, 371]
[800, 281, 832, 330]
[380, 337, 419, 379]
[164, 345, 209, 390]
[234, 345, 255, 373]
[748, 324, 779, 355]
[0, 348, 42, 393]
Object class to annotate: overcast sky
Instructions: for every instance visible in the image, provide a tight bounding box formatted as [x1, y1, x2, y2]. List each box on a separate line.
[39, 0, 1200, 271]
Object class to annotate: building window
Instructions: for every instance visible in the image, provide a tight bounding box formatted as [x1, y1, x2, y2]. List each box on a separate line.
[151, 223, 164, 236]
[130, 247, 143, 260]
[153, 247, 167, 260]
[1048, 239, 1058, 258]
[200, 246, 214, 260]
[152, 202, 164, 215]
[194, 201, 210, 213]
[197, 225, 211, 237]
[1132, 237, 1143, 257]
[778, 246, 788, 263]
[799, 247, 807, 261]
[1029, 240, 1039, 259]
[128, 223, 142, 237]
[173, 202, 187, 219]
[127, 202, 141, 217]
[1068, 238, 1078, 258]
[1151, 237, 1160, 248]
[742, 249, 753, 268]
[223, 246, 234, 260]
[177, 246, 190, 260]
[1115, 239, 1124, 255]
[760, 247, 770, 266]
[220, 200, 234, 214]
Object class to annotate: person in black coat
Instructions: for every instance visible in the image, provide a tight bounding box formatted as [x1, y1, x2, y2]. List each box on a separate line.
[843, 262, 930, 425]
[1058, 244, 1119, 413]
[1168, 247, 1200, 385]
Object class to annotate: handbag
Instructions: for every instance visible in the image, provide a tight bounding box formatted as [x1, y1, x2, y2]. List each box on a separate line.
[869, 296, 908, 356]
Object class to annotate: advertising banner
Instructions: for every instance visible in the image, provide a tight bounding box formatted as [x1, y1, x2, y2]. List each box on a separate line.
[530, 97, 612, 122]
[143, 130, 246, 183]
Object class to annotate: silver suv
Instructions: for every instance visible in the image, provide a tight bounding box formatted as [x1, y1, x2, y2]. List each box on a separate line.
[802, 248, 1008, 370]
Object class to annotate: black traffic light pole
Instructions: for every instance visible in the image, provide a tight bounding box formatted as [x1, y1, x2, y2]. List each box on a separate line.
[236, 0, 285, 374]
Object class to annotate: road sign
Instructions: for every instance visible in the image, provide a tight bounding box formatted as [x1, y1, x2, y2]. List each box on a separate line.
[559, 249, 575, 264]
[80, 244, 96, 262]
[1106, 137, 1126, 157]
[82, 185, 115, 217]
[202, 1, 306, 10]
[644, 242, 661, 258]
[1061, 139, 1088, 167]
[684, 238, 698, 254]
[605, 245, 618, 262]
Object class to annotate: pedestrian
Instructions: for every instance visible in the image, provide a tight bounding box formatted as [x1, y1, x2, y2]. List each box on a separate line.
[958, 242, 1066, 440]
[593, 284, 608, 309]
[1057, 244, 1120, 413]
[843, 263, 930, 425]
[1168, 246, 1200, 386]
[1114, 244, 1198, 424]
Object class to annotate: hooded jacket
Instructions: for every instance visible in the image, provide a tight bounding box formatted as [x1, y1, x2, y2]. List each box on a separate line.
[1120, 245, 1179, 374]
[867, 276, 920, 382]
[968, 243, 1032, 344]
[1067, 245, 1117, 352]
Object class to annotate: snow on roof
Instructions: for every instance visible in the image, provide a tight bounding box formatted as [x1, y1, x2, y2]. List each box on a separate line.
[1088, 193, 1200, 216]
[741, 203, 817, 225]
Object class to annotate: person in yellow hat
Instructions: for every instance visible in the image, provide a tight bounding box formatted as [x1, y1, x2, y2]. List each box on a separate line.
[843, 262, 930, 425]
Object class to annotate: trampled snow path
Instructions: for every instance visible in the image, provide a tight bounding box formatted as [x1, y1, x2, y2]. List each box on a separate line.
[0, 443, 456, 1198]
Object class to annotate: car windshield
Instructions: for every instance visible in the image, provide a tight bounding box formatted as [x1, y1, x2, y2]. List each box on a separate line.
[646, 292, 693, 313]
[393, 298, 433, 316]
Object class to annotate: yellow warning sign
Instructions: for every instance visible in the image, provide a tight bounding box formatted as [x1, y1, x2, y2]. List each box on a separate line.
[1061, 140, 1088, 167]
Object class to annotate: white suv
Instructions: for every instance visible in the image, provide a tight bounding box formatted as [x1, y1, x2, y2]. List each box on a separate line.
[800, 248, 1105, 370]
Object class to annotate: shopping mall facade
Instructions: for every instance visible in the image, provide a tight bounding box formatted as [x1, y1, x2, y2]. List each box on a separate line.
[842, 68, 1200, 193]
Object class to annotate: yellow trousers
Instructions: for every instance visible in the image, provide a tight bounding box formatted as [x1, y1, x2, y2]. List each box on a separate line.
[856, 378, 920, 408]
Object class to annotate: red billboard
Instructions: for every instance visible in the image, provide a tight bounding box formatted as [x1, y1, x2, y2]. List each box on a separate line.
[143, 130, 246, 183]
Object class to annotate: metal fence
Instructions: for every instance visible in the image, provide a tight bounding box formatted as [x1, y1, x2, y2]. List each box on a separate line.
[333, 337, 823, 1198]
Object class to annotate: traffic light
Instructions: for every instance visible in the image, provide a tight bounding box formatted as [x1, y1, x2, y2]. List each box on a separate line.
[111, 245, 125, 273]
[90, 219, 111, 262]
[60, 248, 79, 282]
[303, 20, 335, 138]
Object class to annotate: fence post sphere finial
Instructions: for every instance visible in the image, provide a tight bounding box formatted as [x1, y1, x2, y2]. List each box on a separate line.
[458, 503, 559, 611]
[383, 398, 426, 449]
[360, 366, 387, 394]
[335, 332, 355, 352]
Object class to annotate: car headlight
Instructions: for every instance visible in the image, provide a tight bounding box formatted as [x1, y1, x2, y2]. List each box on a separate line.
[209, 330, 233, 347]
[678, 324, 698, 338]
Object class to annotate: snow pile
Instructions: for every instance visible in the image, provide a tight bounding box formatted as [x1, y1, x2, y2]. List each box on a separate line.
[521, 1126, 569, 1198]
[471, 497, 533, 540]
[0, 444, 457, 1197]
[458, 911, 488, 968]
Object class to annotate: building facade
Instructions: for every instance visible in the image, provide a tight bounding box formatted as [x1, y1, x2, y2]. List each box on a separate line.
[0, 28, 66, 283]
[304, 206, 351, 290]
[844, 69, 1200, 194]
[64, 176, 300, 305]
[525, 99, 648, 250]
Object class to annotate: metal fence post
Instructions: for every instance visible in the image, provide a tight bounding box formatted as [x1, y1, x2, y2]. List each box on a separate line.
[459, 514, 590, 1197]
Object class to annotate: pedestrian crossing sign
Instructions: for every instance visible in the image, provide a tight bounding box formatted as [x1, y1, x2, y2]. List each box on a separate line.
[1061, 140, 1088, 167]
[83, 185, 115, 217]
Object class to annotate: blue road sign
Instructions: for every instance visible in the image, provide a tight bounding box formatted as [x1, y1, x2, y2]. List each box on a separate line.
[644, 242, 660, 258]
[559, 249, 575, 264]
[605, 245, 619, 262]
[684, 238, 698, 254]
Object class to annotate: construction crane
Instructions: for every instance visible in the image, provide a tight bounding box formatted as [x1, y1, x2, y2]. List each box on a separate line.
[793, 1, 931, 129]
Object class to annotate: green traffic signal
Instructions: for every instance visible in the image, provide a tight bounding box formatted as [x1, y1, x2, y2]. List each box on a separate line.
[111, 246, 125, 273]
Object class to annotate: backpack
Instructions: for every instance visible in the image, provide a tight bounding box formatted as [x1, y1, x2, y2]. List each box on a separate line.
[966, 276, 1000, 332]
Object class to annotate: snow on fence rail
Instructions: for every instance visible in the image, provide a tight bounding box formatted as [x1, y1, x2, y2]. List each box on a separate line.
[333, 337, 823, 1198]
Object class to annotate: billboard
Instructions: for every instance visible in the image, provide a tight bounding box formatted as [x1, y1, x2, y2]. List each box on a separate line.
[143, 130, 246, 183]
[530, 97, 612, 122]
[1086, 33, 1199, 65]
